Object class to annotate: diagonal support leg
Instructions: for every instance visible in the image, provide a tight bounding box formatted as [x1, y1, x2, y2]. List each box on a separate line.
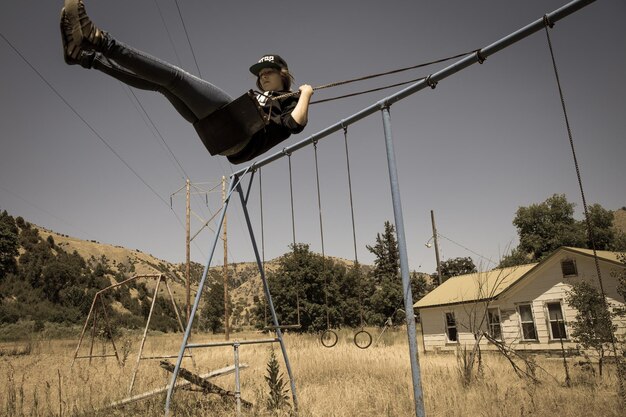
[235, 181, 299, 412]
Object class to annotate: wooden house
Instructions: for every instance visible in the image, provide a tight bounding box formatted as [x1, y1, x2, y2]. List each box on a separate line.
[414, 247, 625, 353]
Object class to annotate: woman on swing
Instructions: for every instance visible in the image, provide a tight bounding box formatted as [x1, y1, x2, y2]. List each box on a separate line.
[60, 0, 313, 165]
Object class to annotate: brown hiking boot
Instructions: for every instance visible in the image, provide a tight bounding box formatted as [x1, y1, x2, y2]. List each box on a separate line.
[60, 9, 93, 66]
[64, 0, 105, 51]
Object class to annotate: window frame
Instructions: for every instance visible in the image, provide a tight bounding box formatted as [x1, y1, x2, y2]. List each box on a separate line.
[516, 303, 538, 341]
[560, 258, 578, 277]
[487, 307, 502, 340]
[545, 300, 568, 340]
[444, 311, 458, 343]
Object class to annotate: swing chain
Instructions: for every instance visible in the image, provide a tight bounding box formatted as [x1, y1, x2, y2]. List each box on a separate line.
[543, 14, 626, 393]
[268, 48, 480, 102]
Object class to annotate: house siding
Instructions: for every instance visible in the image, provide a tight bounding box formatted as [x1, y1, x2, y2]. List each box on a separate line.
[418, 250, 625, 353]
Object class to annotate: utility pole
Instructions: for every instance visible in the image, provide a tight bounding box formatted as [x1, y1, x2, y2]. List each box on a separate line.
[430, 210, 443, 286]
[222, 176, 230, 340]
[171, 179, 223, 327]
[185, 179, 191, 324]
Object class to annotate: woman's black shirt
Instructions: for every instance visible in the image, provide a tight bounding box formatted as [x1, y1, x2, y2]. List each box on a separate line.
[226, 92, 305, 164]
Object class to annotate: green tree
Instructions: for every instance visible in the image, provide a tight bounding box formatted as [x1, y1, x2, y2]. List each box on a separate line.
[566, 280, 617, 376]
[410, 272, 432, 302]
[366, 221, 399, 283]
[498, 247, 533, 268]
[584, 204, 616, 250]
[368, 274, 403, 326]
[201, 274, 230, 333]
[40, 260, 77, 303]
[437, 257, 477, 283]
[514, 194, 585, 260]
[366, 221, 404, 325]
[258, 243, 350, 332]
[506, 195, 624, 266]
[0, 212, 19, 279]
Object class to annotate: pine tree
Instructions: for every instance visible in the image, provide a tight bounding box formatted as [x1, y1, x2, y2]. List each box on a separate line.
[366, 221, 399, 284]
[366, 221, 403, 325]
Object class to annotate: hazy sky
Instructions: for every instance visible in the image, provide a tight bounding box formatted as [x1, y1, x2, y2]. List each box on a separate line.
[1, 0, 624, 274]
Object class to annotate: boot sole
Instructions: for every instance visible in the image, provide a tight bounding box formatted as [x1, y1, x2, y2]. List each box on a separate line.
[64, 0, 83, 54]
[60, 9, 80, 65]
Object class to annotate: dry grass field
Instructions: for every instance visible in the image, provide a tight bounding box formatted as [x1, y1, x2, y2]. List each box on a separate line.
[0, 328, 623, 417]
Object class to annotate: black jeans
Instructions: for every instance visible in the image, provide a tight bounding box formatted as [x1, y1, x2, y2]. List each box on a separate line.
[91, 38, 232, 123]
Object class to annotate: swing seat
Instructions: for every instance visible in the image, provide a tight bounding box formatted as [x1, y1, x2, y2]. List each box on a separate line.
[263, 324, 302, 330]
[193, 90, 267, 156]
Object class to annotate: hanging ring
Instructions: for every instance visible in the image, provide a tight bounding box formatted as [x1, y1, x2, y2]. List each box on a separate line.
[353, 330, 372, 349]
[320, 330, 338, 348]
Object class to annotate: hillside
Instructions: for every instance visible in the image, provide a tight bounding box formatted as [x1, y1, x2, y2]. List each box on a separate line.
[35, 225, 380, 329]
[35, 226, 191, 306]
[33, 225, 282, 329]
[2, 215, 361, 332]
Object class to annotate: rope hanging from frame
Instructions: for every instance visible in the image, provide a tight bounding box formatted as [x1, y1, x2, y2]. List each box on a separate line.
[260, 160, 303, 331]
[287, 154, 302, 328]
[270, 48, 480, 104]
[342, 126, 372, 349]
[543, 16, 625, 393]
[260, 167, 268, 327]
[313, 141, 338, 348]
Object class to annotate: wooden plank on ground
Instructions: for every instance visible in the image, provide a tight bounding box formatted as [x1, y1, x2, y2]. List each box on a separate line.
[160, 361, 253, 408]
[106, 363, 248, 409]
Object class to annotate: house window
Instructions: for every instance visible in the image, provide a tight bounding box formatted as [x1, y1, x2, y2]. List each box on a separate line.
[561, 259, 578, 277]
[445, 312, 458, 342]
[487, 308, 502, 340]
[546, 301, 567, 339]
[517, 304, 537, 340]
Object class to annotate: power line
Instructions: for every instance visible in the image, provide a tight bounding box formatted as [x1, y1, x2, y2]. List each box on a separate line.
[162, 0, 236, 191]
[173, 0, 202, 79]
[0, 30, 202, 260]
[167, 1, 249, 261]
[152, 0, 183, 68]
[124, 85, 189, 180]
[0, 31, 169, 209]
[436, 232, 496, 266]
[0, 183, 99, 241]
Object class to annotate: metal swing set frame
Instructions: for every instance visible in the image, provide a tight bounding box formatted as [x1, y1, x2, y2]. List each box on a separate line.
[70, 273, 195, 396]
[164, 2, 597, 416]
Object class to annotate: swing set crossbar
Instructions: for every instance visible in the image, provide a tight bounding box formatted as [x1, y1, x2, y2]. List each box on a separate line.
[187, 338, 279, 349]
[233, 0, 595, 177]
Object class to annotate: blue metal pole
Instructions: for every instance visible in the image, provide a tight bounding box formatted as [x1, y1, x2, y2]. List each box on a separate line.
[234, 181, 299, 411]
[164, 175, 237, 416]
[381, 106, 425, 417]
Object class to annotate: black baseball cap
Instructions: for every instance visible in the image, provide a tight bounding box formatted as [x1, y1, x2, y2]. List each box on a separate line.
[249, 54, 289, 75]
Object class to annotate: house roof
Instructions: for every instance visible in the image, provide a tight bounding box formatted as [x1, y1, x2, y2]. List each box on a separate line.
[414, 263, 537, 309]
[560, 247, 623, 264]
[414, 247, 624, 309]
